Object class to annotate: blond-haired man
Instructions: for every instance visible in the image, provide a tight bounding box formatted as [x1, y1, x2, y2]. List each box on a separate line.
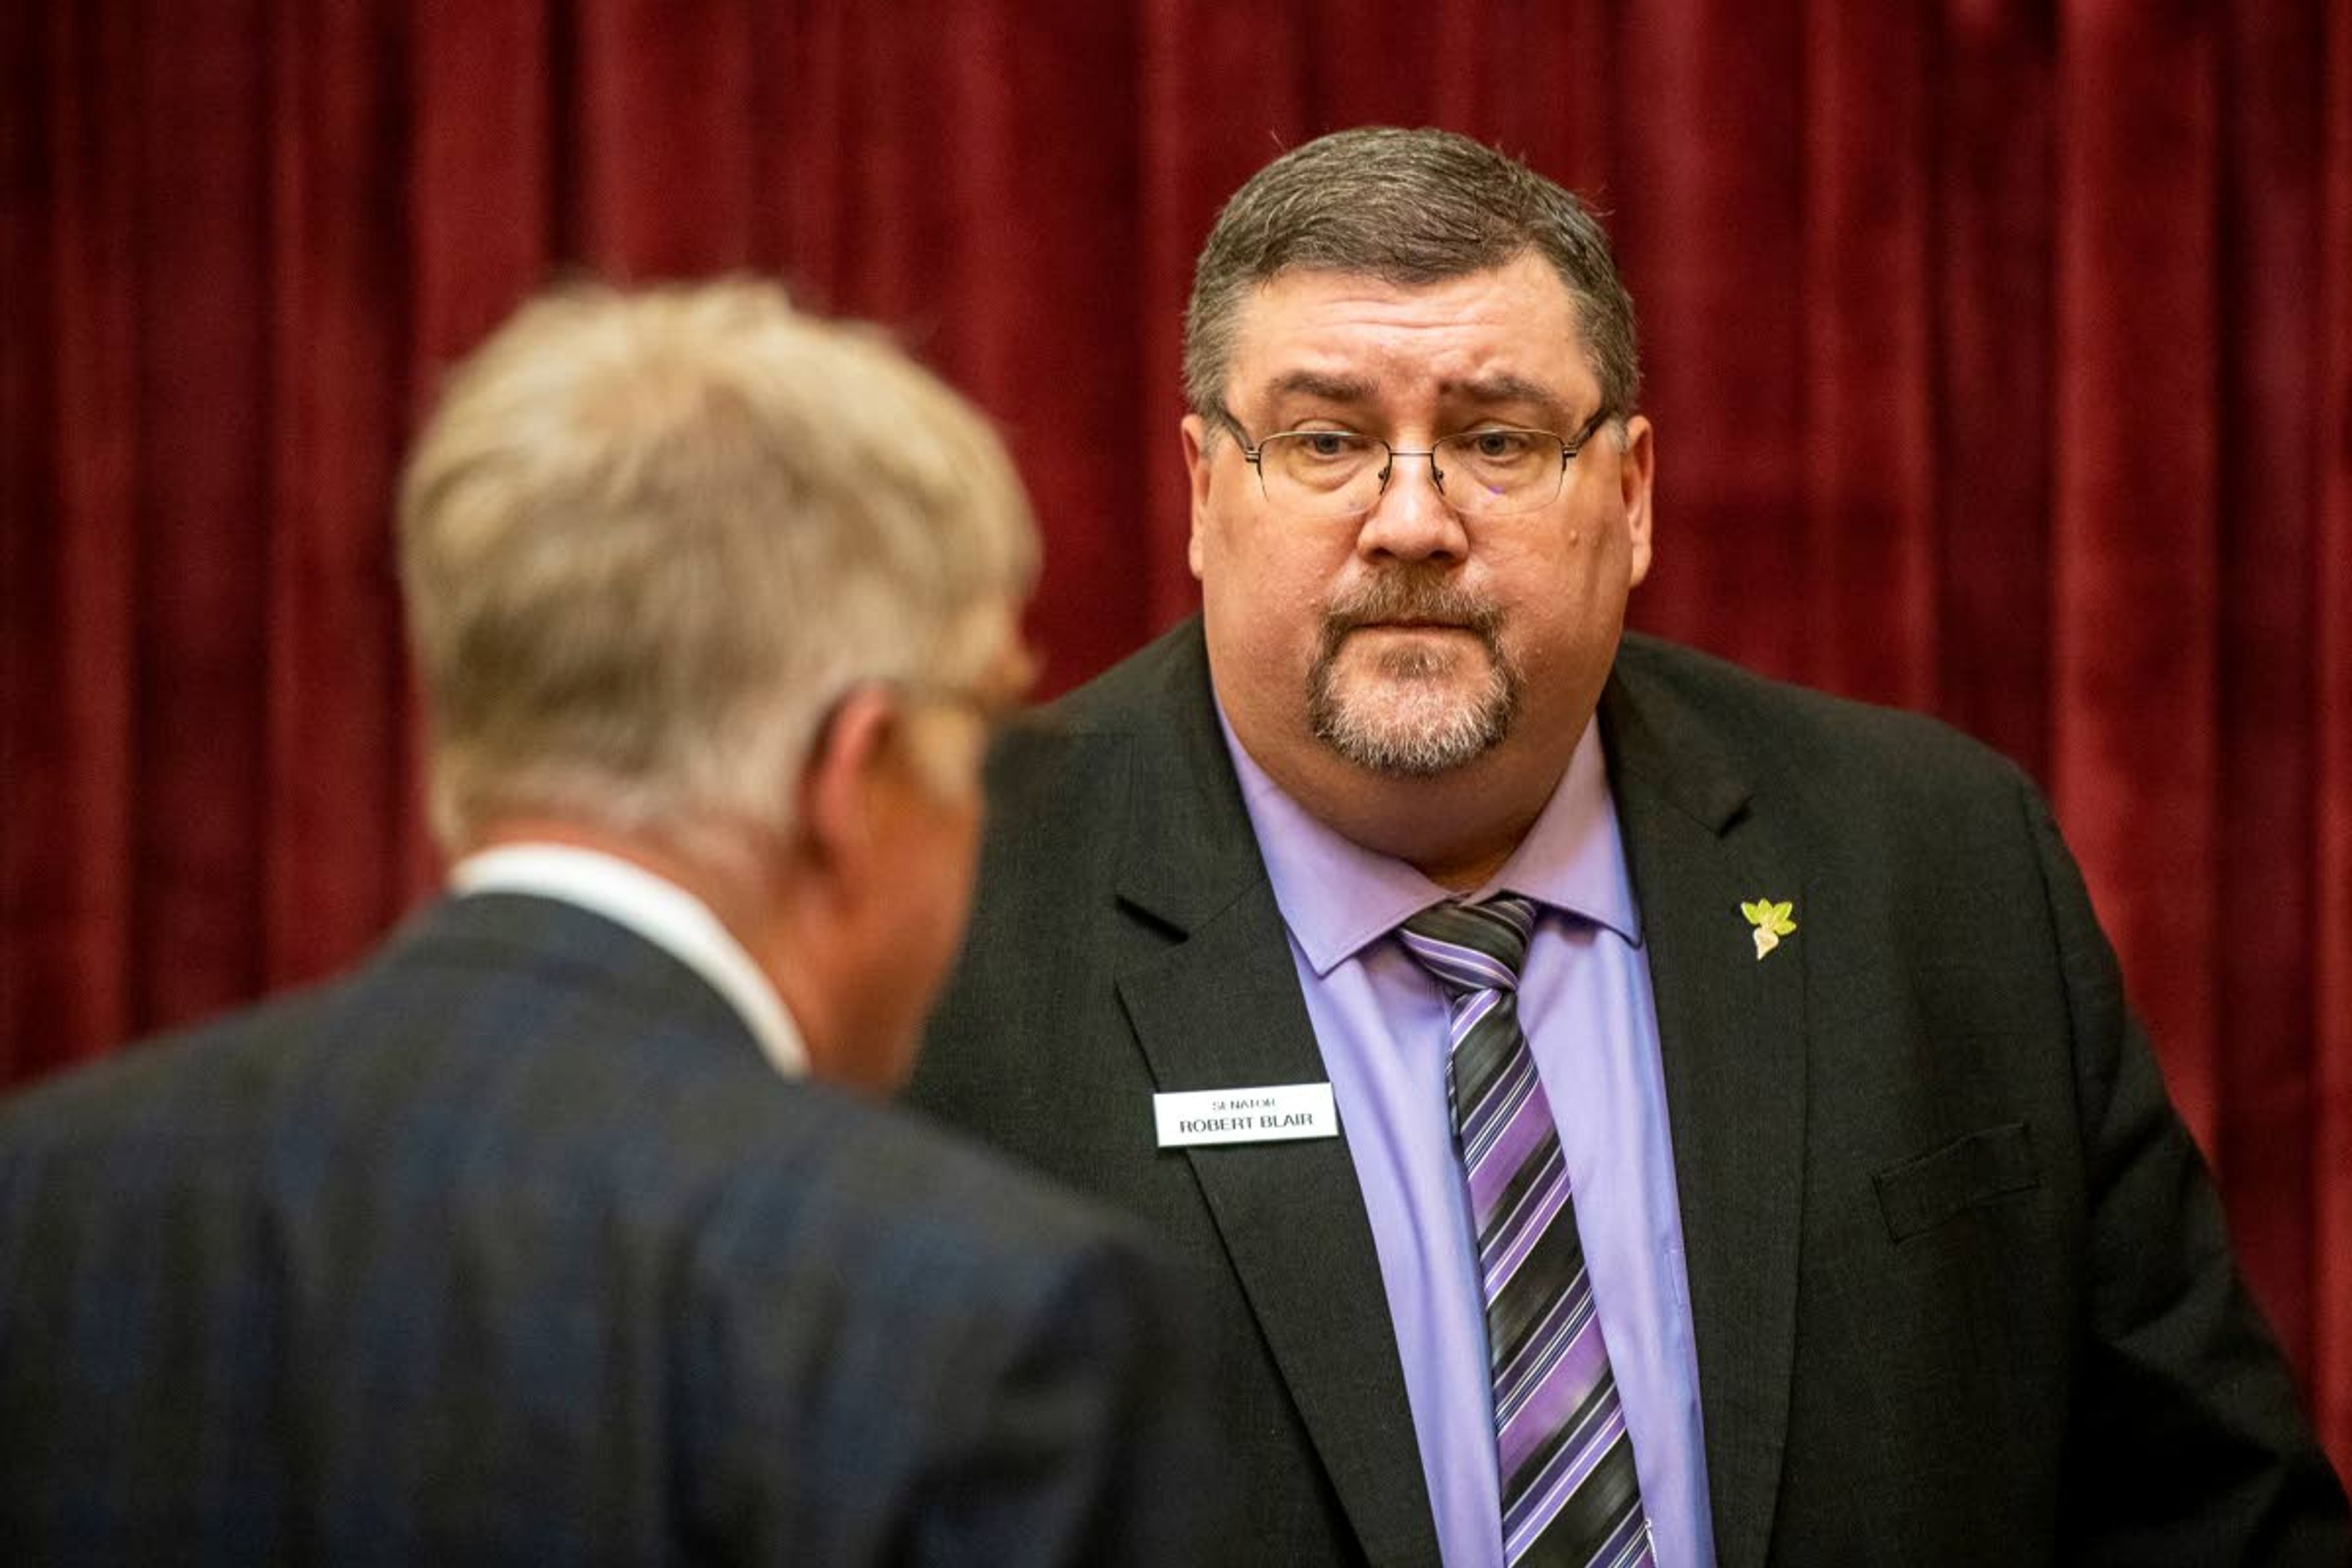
[0, 281, 1215, 1564]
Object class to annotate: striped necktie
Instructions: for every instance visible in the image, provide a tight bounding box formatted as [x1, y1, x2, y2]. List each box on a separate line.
[1399, 896, 1653, 1568]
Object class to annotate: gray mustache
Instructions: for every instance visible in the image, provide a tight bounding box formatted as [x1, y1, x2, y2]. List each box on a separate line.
[1322, 570, 1504, 643]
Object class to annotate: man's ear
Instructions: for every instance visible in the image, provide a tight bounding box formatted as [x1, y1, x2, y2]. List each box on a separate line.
[1182, 412, 1212, 582]
[1618, 413, 1656, 589]
[796, 685, 898, 876]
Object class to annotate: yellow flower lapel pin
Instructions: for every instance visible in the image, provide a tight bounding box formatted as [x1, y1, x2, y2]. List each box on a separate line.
[1741, 899, 1796, 960]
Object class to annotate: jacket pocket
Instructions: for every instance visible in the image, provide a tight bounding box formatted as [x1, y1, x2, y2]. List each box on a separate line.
[1872, 1121, 2041, 1242]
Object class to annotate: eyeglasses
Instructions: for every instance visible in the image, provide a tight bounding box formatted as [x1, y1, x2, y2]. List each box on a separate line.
[809, 665, 1031, 802]
[816, 644, 1038, 755]
[1218, 405, 1612, 518]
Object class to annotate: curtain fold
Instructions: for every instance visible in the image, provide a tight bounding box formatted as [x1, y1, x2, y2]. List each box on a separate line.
[2315, 0, 2352, 1460]
[4, 0, 2346, 1477]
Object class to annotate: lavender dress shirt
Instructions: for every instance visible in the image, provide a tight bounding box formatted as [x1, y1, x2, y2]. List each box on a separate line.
[1220, 712, 1717, 1568]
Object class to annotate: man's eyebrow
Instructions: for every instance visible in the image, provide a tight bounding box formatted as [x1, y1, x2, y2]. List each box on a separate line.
[1261, 371, 1378, 405]
[1439, 373, 1572, 413]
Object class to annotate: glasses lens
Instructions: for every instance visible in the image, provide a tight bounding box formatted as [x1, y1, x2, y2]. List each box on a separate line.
[1432, 430, 1564, 516]
[1257, 431, 1386, 515]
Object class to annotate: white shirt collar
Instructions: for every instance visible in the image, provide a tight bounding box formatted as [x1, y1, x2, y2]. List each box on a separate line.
[448, 843, 808, 1079]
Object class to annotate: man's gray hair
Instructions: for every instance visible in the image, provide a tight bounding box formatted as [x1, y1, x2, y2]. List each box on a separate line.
[1183, 127, 1640, 423]
[398, 279, 1038, 853]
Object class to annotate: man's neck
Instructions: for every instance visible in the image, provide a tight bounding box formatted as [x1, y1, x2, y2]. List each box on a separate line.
[1226, 731, 1578, 892]
[451, 823, 815, 1078]
[462, 816, 806, 1008]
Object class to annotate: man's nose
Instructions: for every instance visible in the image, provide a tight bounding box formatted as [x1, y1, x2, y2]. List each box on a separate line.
[1354, 448, 1468, 562]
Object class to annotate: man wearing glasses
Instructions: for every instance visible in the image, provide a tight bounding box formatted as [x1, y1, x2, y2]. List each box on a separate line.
[911, 128, 2348, 1565]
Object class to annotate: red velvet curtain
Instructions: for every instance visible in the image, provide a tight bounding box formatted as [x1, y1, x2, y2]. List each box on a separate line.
[5, 0, 2348, 1477]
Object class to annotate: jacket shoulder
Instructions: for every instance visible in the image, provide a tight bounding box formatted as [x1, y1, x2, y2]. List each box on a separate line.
[1610, 631, 2034, 819]
[0, 985, 333, 1158]
[1032, 617, 1208, 734]
[976, 617, 1213, 837]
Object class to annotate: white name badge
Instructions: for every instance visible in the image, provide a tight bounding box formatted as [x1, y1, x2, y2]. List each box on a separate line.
[1153, 1082, 1338, 1148]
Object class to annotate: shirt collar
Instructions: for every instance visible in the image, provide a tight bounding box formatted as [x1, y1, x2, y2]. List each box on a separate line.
[1218, 707, 1643, 978]
[448, 843, 809, 1079]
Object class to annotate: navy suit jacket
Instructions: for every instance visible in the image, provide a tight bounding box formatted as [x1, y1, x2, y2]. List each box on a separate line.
[0, 891, 1217, 1564]
[910, 618, 2350, 1567]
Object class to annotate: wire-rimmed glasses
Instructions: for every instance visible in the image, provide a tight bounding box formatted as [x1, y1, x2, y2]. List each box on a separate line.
[1218, 405, 1612, 518]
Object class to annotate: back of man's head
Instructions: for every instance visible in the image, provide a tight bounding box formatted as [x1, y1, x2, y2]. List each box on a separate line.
[398, 279, 1038, 858]
[1183, 126, 1642, 423]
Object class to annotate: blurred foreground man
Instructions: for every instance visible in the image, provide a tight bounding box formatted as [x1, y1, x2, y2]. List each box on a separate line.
[0, 281, 1213, 1564]
[911, 128, 2350, 1565]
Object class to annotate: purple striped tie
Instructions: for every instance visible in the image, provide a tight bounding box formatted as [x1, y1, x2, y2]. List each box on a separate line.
[1400, 896, 1653, 1568]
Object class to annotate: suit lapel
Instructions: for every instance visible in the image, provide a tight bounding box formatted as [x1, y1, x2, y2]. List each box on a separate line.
[1091, 625, 1810, 1567]
[1601, 646, 1805, 1568]
[1107, 627, 1441, 1568]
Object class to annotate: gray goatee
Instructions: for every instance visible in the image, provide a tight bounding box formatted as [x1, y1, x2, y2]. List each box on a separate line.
[1306, 568, 1520, 776]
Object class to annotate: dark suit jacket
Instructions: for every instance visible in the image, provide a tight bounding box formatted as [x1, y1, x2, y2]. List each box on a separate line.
[910, 618, 2350, 1567]
[0, 891, 1216, 1565]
